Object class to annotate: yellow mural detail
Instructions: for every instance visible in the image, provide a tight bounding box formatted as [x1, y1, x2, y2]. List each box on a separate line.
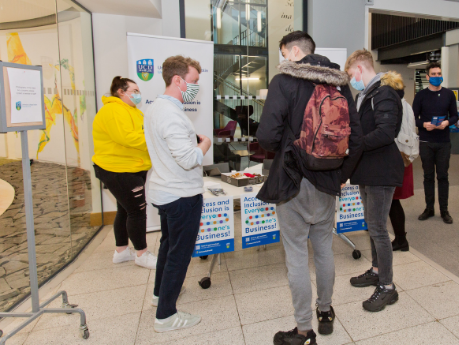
[6, 33, 32, 65]
[6, 33, 80, 161]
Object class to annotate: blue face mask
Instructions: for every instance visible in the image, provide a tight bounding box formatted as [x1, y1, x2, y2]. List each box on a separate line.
[350, 76, 365, 91]
[429, 76, 443, 87]
[130, 93, 142, 105]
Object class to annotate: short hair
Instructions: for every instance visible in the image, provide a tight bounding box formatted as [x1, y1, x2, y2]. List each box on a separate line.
[279, 31, 315, 55]
[426, 62, 441, 75]
[345, 49, 374, 72]
[110, 76, 136, 97]
[162, 55, 202, 87]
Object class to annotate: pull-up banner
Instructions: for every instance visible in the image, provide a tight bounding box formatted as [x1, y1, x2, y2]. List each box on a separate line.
[127, 33, 214, 231]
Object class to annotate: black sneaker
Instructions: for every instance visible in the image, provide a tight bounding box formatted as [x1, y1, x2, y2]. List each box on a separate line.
[316, 306, 335, 335]
[273, 328, 317, 345]
[350, 269, 379, 287]
[418, 209, 434, 221]
[441, 211, 453, 224]
[362, 283, 398, 312]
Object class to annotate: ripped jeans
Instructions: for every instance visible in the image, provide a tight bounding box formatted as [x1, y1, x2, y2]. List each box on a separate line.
[94, 165, 148, 250]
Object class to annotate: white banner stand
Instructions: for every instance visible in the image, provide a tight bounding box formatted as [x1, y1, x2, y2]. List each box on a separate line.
[126, 33, 214, 232]
[0, 62, 89, 343]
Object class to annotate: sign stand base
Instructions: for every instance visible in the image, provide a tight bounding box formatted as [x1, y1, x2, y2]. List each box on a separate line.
[0, 131, 90, 343]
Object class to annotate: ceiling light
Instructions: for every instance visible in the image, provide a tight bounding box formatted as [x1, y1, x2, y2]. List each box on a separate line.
[246, 4, 250, 21]
[257, 11, 262, 32]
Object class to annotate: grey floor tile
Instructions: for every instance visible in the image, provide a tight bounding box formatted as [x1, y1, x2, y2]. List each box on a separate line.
[74, 250, 132, 273]
[393, 261, 450, 291]
[224, 244, 285, 271]
[334, 252, 372, 277]
[361, 248, 421, 267]
[0, 332, 29, 345]
[235, 285, 294, 325]
[152, 327, 245, 345]
[439, 315, 459, 339]
[61, 265, 150, 295]
[334, 292, 434, 341]
[25, 312, 140, 345]
[229, 263, 288, 294]
[34, 285, 147, 331]
[407, 281, 459, 319]
[135, 295, 240, 344]
[332, 274, 379, 306]
[355, 321, 459, 345]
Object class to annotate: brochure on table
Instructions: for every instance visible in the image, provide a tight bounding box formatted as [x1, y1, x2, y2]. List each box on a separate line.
[192, 196, 234, 257]
[240, 192, 280, 248]
[336, 184, 368, 233]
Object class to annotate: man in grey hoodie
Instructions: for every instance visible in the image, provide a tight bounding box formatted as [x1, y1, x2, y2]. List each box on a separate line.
[144, 55, 211, 333]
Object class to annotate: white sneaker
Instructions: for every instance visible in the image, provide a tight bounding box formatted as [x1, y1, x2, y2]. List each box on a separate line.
[135, 250, 157, 269]
[113, 247, 135, 264]
[151, 286, 186, 307]
[154, 311, 201, 333]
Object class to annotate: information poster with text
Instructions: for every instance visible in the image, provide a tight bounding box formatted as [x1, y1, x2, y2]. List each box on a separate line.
[241, 193, 280, 249]
[192, 196, 234, 257]
[336, 184, 368, 233]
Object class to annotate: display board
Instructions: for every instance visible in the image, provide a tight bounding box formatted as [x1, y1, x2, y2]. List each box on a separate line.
[336, 184, 368, 233]
[192, 196, 235, 257]
[240, 192, 280, 248]
[0, 62, 45, 133]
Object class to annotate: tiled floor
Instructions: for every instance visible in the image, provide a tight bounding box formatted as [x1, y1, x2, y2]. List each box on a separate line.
[0, 159, 100, 312]
[2, 213, 459, 345]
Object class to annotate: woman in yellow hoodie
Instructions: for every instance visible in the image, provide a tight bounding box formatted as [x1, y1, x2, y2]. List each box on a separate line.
[93, 76, 156, 269]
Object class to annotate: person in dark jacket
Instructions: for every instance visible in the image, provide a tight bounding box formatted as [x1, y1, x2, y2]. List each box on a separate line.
[413, 62, 458, 224]
[345, 49, 404, 313]
[256, 31, 363, 345]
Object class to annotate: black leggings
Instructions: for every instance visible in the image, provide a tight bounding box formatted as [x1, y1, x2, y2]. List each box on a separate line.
[94, 165, 148, 250]
[389, 199, 405, 239]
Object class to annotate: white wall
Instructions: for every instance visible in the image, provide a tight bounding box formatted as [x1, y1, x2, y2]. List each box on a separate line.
[371, 0, 459, 19]
[92, 13, 163, 212]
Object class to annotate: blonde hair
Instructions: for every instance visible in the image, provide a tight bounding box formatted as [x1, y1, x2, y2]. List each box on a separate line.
[345, 49, 374, 72]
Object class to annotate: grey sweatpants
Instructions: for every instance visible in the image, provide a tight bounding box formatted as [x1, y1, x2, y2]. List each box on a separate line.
[277, 178, 336, 332]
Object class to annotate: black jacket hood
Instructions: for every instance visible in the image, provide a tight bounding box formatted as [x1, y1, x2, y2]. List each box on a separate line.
[278, 54, 350, 86]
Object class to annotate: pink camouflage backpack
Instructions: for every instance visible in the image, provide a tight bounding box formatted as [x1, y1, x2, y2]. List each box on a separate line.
[294, 84, 351, 170]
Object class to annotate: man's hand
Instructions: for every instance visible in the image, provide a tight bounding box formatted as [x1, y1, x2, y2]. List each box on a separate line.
[424, 122, 437, 131]
[341, 183, 346, 189]
[197, 134, 211, 155]
[437, 120, 450, 130]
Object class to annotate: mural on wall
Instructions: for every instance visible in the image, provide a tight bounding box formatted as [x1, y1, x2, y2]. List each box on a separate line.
[6, 32, 80, 161]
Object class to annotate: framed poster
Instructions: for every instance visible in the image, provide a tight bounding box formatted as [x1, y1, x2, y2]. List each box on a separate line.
[0, 62, 45, 133]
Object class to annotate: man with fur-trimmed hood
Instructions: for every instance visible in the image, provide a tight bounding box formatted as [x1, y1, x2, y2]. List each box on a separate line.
[345, 49, 404, 314]
[256, 31, 363, 345]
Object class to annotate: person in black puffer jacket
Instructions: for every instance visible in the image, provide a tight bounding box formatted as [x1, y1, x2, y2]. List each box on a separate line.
[345, 49, 404, 313]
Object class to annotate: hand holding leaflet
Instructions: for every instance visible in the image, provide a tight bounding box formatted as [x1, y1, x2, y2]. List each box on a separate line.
[431, 116, 446, 126]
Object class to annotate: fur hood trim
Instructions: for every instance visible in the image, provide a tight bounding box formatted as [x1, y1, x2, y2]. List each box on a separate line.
[278, 60, 350, 86]
[380, 71, 404, 91]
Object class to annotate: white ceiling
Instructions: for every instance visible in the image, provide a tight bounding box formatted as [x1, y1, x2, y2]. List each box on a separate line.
[0, 0, 162, 24]
[76, 0, 162, 18]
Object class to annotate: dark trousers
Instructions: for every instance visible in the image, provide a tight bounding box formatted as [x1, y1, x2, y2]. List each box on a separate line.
[94, 165, 148, 250]
[360, 185, 396, 285]
[420, 142, 451, 212]
[153, 194, 203, 320]
[389, 199, 406, 239]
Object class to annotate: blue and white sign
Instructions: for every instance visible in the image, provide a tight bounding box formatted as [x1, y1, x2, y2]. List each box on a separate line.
[192, 196, 234, 257]
[241, 193, 280, 249]
[336, 184, 367, 233]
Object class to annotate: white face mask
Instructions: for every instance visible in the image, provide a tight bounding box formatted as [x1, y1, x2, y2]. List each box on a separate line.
[177, 77, 200, 103]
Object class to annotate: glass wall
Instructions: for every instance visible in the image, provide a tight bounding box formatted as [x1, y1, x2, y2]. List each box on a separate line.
[186, 0, 297, 170]
[0, 0, 101, 311]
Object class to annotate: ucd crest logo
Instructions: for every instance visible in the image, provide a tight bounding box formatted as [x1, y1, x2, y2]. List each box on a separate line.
[16, 101, 21, 111]
[136, 59, 154, 81]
